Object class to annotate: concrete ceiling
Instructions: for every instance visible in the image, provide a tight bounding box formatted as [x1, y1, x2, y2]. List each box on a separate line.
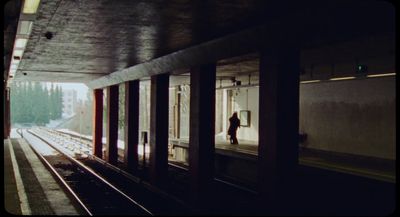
[3, 0, 22, 81]
[7, 0, 395, 84]
[14, 0, 266, 82]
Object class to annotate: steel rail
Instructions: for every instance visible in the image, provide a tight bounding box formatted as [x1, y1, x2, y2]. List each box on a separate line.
[38, 128, 259, 195]
[27, 129, 154, 216]
[43, 127, 259, 195]
[25, 129, 93, 215]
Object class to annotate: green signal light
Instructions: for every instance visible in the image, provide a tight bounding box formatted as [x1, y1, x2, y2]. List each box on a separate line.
[357, 64, 368, 73]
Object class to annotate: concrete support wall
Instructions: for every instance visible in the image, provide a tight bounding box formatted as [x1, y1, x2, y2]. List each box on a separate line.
[189, 63, 216, 203]
[124, 81, 139, 172]
[219, 73, 395, 161]
[92, 89, 103, 158]
[258, 45, 300, 200]
[299, 76, 396, 160]
[106, 85, 119, 165]
[149, 74, 169, 186]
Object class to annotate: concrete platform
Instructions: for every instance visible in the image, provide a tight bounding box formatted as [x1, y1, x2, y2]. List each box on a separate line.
[4, 137, 81, 215]
[170, 138, 395, 183]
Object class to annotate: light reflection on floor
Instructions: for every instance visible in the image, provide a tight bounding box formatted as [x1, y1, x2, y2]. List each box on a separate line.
[22, 129, 60, 156]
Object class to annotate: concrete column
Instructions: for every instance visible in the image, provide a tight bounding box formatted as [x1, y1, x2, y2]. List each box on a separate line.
[92, 89, 103, 158]
[4, 86, 10, 139]
[258, 45, 300, 202]
[175, 86, 181, 138]
[189, 63, 216, 203]
[149, 74, 169, 186]
[222, 90, 228, 134]
[124, 80, 139, 172]
[106, 85, 119, 165]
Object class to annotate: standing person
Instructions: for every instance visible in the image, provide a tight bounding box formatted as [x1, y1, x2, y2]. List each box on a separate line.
[228, 112, 240, 144]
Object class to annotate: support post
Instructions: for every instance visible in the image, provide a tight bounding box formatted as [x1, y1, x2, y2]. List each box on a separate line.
[189, 63, 216, 203]
[175, 86, 181, 138]
[149, 74, 169, 186]
[92, 89, 103, 158]
[4, 86, 10, 139]
[106, 85, 119, 165]
[124, 80, 139, 172]
[258, 44, 300, 204]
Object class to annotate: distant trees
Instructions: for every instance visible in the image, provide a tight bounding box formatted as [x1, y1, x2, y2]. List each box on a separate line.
[10, 82, 63, 126]
[49, 83, 56, 120]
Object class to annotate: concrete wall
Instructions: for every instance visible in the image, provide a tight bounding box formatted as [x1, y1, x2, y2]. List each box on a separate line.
[179, 84, 190, 139]
[299, 76, 396, 160]
[232, 87, 259, 142]
[138, 82, 150, 143]
[300, 34, 395, 81]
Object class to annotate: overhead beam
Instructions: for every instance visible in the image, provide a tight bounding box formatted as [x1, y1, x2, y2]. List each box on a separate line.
[87, 25, 275, 89]
[85, 8, 390, 90]
[14, 71, 105, 83]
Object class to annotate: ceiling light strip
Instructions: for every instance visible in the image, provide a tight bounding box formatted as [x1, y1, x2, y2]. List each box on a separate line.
[366, 73, 396, 78]
[22, 0, 41, 14]
[329, 76, 356, 81]
[300, 80, 321, 84]
[17, 21, 33, 35]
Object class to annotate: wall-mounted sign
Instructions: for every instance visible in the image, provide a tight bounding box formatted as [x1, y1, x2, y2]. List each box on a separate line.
[240, 110, 250, 127]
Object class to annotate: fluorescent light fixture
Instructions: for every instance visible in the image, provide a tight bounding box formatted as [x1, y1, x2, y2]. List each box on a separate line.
[23, 0, 40, 14]
[11, 58, 20, 65]
[10, 64, 19, 70]
[13, 49, 24, 57]
[366, 73, 396, 78]
[300, 80, 321, 84]
[15, 38, 28, 49]
[9, 68, 17, 76]
[329, 76, 356, 81]
[18, 21, 33, 35]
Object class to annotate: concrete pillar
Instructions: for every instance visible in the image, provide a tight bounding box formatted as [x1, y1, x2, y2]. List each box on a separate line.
[258, 45, 300, 202]
[222, 89, 228, 134]
[7, 88, 11, 137]
[92, 89, 103, 158]
[4, 85, 10, 139]
[106, 85, 119, 165]
[124, 80, 139, 172]
[149, 74, 169, 186]
[175, 86, 181, 138]
[189, 63, 216, 203]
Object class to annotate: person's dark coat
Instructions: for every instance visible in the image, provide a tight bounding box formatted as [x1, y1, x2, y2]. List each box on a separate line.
[228, 116, 240, 135]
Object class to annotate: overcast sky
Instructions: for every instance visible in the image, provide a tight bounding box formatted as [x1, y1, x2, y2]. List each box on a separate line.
[45, 82, 89, 101]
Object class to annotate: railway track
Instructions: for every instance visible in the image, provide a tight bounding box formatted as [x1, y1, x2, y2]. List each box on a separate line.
[16, 127, 396, 215]
[29, 128, 258, 195]
[23, 128, 153, 216]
